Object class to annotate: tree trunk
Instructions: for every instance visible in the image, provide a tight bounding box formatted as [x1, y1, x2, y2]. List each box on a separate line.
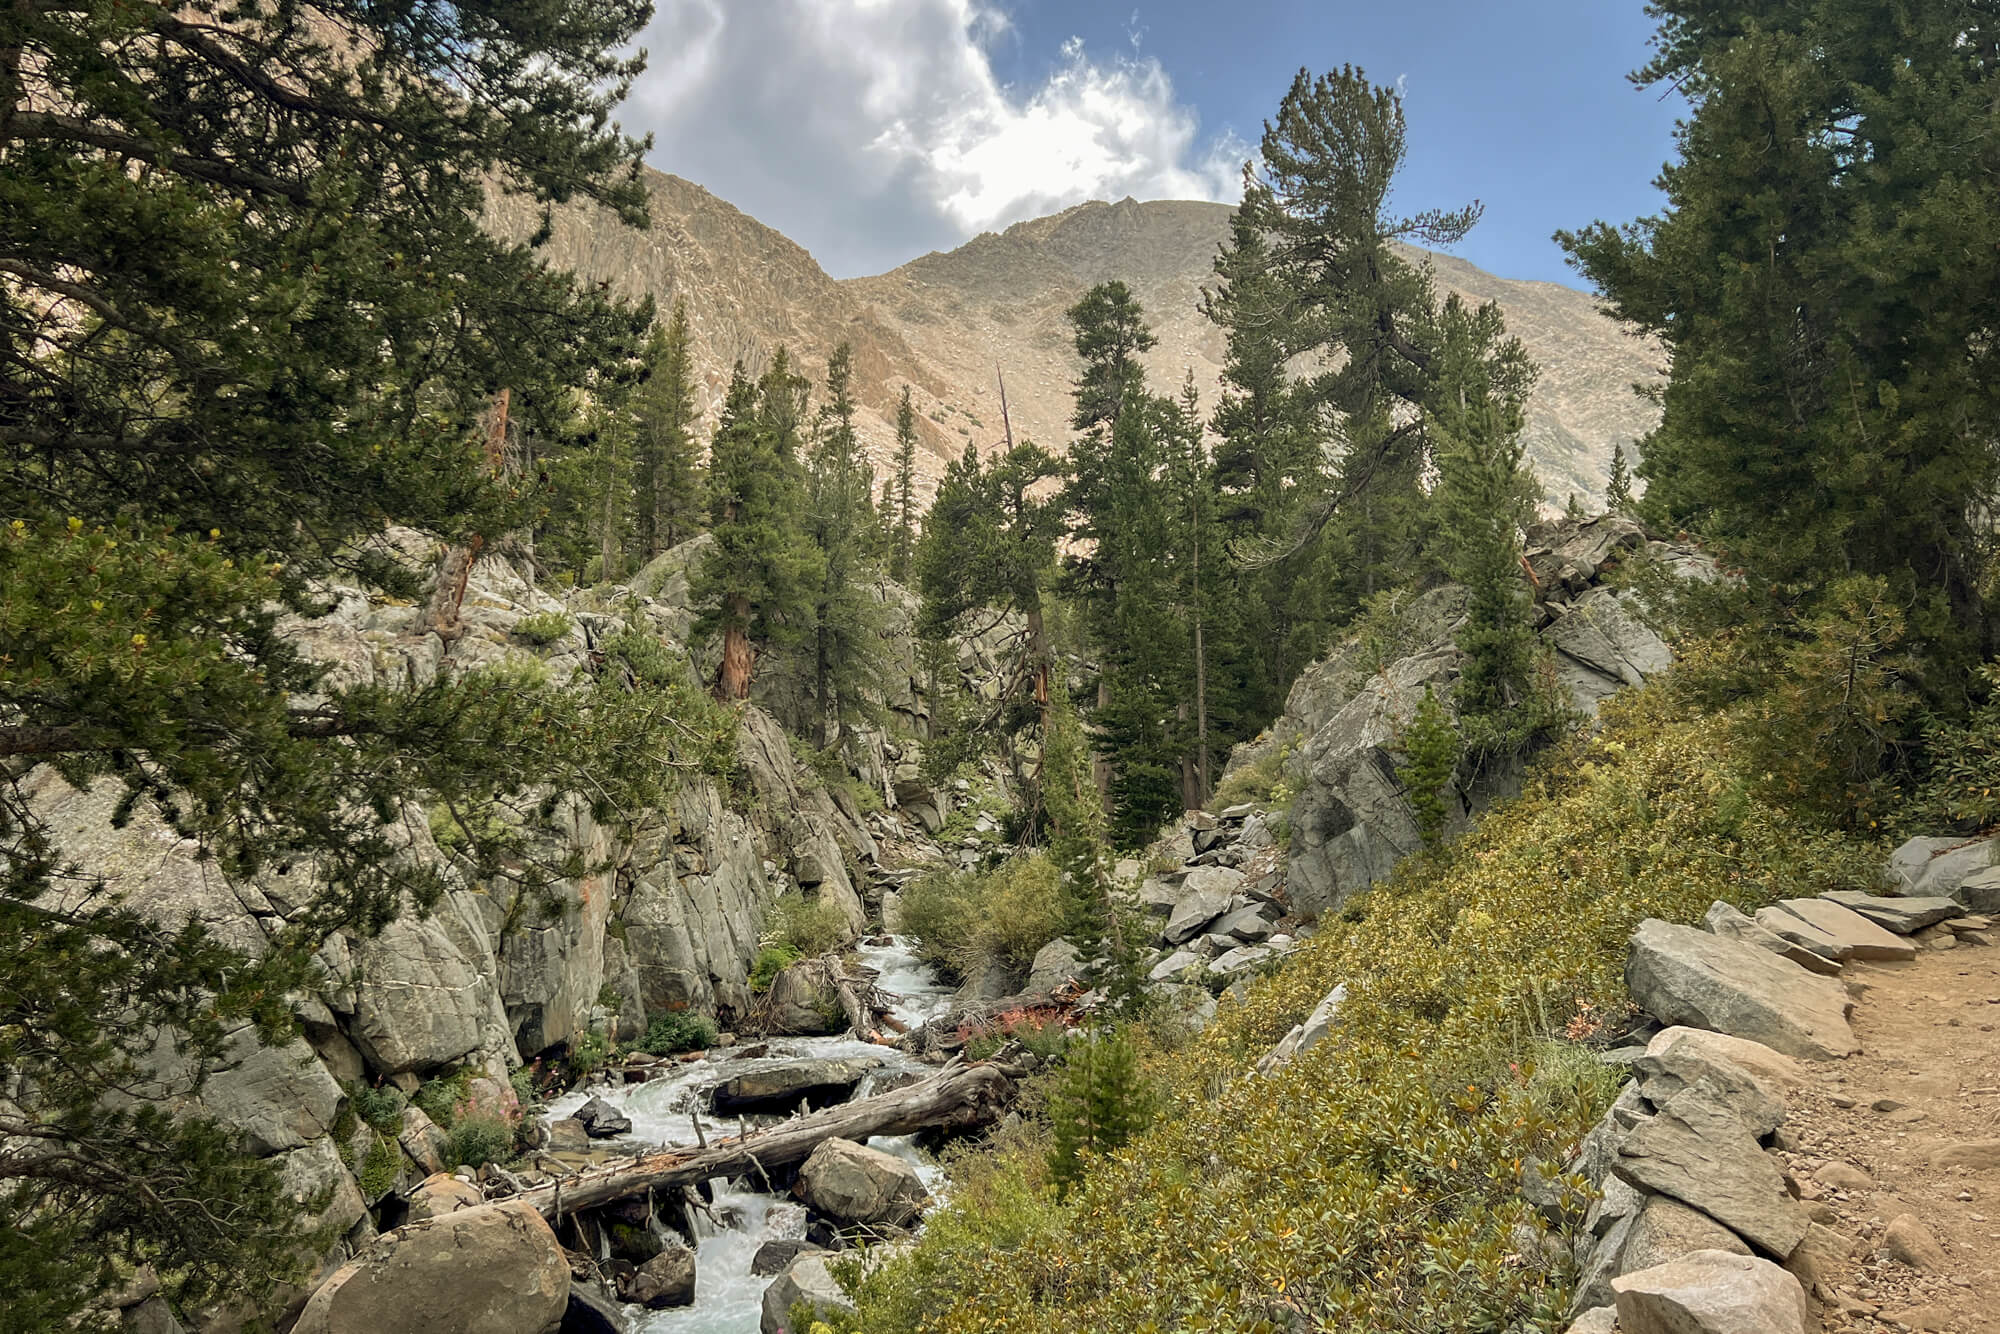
[514, 1062, 1015, 1218]
[1192, 518, 1210, 806]
[716, 594, 755, 702]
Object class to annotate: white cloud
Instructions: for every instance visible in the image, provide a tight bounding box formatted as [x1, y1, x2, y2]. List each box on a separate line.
[620, 0, 1244, 276]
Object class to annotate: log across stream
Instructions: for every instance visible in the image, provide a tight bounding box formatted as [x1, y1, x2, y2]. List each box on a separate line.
[531, 935, 978, 1333]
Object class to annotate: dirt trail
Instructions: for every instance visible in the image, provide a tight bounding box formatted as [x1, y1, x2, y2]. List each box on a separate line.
[1779, 944, 2000, 1332]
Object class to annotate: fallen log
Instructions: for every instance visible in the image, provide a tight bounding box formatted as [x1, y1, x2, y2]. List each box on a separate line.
[515, 1060, 1014, 1219]
[902, 988, 1070, 1055]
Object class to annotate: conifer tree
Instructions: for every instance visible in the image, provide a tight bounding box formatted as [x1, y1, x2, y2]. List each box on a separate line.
[0, 1, 718, 1320]
[914, 440, 1065, 778]
[1430, 297, 1541, 742]
[692, 363, 819, 701]
[1604, 444, 1633, 515]
[802, 344, 888, 745]
[633, 299, 705, 559]
[1204, 210, 1345, 723]
[890, 385, 921, 581]
[1560, 1, 1999, 671]
[1046, 1027, 1152, 1198]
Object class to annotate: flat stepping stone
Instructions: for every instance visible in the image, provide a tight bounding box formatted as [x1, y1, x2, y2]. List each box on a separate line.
[1706, 902, 1842, 976]
[1768, 898, 1917, 961]
[1819, 891, 1963, 934]
[1752, 906, 1849, 961]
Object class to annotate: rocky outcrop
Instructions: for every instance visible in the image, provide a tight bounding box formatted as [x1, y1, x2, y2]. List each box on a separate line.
[710, 1058, 879, 1116]
[1224, 517, 1708, 919]
[293, 1200, 569, 1334]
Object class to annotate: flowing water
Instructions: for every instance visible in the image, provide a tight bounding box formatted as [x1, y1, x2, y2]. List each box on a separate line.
[543, 936, 955, 1332]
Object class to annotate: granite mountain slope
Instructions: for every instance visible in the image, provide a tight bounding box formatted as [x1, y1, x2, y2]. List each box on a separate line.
[493, 173, 1661, 508]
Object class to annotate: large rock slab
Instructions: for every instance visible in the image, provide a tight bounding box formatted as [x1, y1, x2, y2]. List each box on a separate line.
[792, 1137, 927, 1228]
[1960, 866, 2000, 914]
[1161, 868, 1243, 945]
[1766, 898, 1917, 961]
[1640, 1027, 1805, 1095]
[1704, 902, 1840, 976]
[1613, 1082, 1810, 1259]
[293, 1199, 568, 1334]
[710, 1058, 877, 1116]
[1818, 891, 1964, 935]
[1612, 1250, 1808, 1334]
[1888, 836, 1995, 898]
[1751, 905, 1849, 962]
[759, 1253, 852, 1334]
[1625, 919, 1859, 1061]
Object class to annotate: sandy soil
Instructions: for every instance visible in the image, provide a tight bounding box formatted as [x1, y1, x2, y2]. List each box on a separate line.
[1777, 940, 2000, 1332]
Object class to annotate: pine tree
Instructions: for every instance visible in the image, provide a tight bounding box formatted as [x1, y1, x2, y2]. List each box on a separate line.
[1565, 493, 1587, 522]
[802, 344, 888, 745]
[1604, 444, 1633, 515]
[1560, 1, 2000, 673]
[0, 1, 718, 1320]
[692, 363, 820, 701]
[914, 440, 1066, 779]
[890, 385, 920, 581]
[1046, 1027, 1152, 1197]
[1204, 208, 1346, 724]
[633, 299, 705, 559]
[1067, 281, 1157, 436]
[1430, 296, 1542, 742]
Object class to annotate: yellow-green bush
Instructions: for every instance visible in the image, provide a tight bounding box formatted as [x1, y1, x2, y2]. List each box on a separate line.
[834, 683, 1880, 1333]
[764, 892, 850, 958]
[899, 853, 1068, 983]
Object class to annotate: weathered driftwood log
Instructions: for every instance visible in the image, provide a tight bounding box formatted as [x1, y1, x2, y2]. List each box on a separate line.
[516, 1061, 1014, 1218]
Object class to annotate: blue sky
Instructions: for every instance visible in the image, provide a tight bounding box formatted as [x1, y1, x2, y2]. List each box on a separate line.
[621, 1, 1682, 286]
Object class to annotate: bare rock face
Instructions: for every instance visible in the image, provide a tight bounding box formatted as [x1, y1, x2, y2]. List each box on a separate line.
[1611, 1249, 1809, 1334]
[793, 1137, 928, 1229]
[293, 1199, 569, 1334]
[1625, 919, 1860, 1061]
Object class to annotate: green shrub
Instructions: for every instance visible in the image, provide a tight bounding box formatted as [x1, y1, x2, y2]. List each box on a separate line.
[350, 1082, 407, 1133]
[899, 853, 1067, 982]
[1210, 741, 1292, 813]
[763, 892, 849, 959]
[1906, 660, 2000, 833]
[836, 678, 1883, 1333]
[749, 943, 802, 992]
[357, 1132, 401, 1200]
[640, 1011, 717, 1055]
[566, 1031, 612, 1079]
[960, 1008, 1071, 1064]
[410, 1071, 471, 1129]
[511, 610, 573, 645]
[444, 1112, 514, 1170]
